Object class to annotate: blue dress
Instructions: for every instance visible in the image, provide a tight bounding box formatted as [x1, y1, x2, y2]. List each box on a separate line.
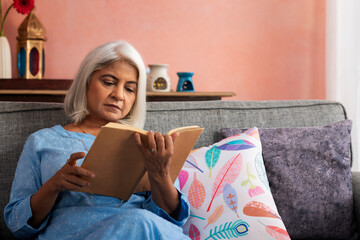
[4, 125, 190, 240]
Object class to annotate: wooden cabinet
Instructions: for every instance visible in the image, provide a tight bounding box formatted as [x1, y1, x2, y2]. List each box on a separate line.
[0, 79, 236, 102]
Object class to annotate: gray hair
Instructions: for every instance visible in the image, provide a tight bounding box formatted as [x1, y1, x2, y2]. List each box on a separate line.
[64, 40, 146, 129]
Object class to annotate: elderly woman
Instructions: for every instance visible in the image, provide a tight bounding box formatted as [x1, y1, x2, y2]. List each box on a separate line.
[4, 41, 190, 239]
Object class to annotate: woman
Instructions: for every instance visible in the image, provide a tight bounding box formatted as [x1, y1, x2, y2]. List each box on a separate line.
[4, 41, 190, 239]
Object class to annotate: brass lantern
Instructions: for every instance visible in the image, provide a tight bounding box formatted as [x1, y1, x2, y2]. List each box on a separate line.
[16, 11, 46, 79]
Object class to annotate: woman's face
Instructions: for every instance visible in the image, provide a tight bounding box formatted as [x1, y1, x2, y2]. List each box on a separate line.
[86, 60, 138, 125]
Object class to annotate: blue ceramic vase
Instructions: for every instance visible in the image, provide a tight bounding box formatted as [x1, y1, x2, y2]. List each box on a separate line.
[176, 72, 194, 92]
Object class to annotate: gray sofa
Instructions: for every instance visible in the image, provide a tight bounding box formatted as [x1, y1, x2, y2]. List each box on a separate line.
[0, 100, 359, 239]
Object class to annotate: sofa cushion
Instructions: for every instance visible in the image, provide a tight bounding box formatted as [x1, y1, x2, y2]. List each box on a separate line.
[144, 100, 348, 149]
[221, 120, 358, 239]
[181, 127, 290, 239]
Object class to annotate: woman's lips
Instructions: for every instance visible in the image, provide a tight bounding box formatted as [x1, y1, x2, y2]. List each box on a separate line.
[105, 104, 121, 111]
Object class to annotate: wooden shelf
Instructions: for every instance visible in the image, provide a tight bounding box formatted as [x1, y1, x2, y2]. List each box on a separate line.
[0, 90, 67, 95]
[146, 91, 235, 101]
[0, 78, 236, 102]
[0, 78, 72, 90]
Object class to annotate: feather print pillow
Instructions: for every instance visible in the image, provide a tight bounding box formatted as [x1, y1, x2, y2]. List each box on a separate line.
[180, 127, 291, 240]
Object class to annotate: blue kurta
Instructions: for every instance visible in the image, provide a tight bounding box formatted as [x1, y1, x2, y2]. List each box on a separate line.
[4, 125, 190, 239]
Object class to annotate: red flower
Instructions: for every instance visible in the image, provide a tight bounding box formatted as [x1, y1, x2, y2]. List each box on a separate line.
[13, 0, 35, 15]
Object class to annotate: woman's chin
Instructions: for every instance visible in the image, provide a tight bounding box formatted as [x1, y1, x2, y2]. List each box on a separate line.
[102, 113, 125, 123]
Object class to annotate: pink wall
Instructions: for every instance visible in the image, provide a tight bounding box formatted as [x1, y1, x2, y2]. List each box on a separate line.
[3, 0, 325, 100]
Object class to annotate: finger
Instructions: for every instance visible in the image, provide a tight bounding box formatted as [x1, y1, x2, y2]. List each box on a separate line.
[134, 133, 145, 150]
[155, 132, 164, 152]
[68, 152, 86, 166]
[72, 167, 95, 179]
[66, 174, 91, 188]
[135, 133, 154, 158]
[170, 132, 179, 143]
[164, 134, 174, 153]
[62, 180, 85, 191]
[148, 130, 156, 152]
[134, 133, 142, 145]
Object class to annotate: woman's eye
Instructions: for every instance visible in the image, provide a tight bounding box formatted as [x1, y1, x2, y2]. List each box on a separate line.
[103, 80, 115, 86]
[126, 87, 135, 93]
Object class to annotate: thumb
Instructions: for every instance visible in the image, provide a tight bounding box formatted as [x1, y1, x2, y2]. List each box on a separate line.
[67, 152, 86, 166]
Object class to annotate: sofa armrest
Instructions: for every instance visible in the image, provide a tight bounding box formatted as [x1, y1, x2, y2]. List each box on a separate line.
[352, 171, 360, 233]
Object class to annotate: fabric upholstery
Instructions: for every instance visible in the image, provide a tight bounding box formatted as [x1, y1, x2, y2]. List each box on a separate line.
[0, 100, 357, 240]
[221, 120, 358, 239]
[145, 100, 348, 149]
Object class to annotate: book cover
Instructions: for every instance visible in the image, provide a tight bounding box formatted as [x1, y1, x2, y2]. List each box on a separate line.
[79, 122, 203, 200]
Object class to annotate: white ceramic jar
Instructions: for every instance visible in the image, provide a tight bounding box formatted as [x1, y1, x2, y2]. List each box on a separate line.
[147, 64, 171, 92]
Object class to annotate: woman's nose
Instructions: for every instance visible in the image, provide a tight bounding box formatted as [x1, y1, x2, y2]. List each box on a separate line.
[111, 86, 124, 101]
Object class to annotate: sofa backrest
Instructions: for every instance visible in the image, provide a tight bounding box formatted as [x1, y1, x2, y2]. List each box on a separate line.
[145, 100, 347, 148]
[0, 100, 347, 239]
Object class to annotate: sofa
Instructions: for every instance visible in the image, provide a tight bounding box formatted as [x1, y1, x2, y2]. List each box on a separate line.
[0, 100, 359, 239]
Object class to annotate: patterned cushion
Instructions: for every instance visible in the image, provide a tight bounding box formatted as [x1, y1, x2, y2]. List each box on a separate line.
[181, 127, 290, 240]
[220, 120, 358, 239]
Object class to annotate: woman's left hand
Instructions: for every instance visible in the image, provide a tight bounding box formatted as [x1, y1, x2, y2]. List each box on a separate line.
[134, 131, 181, 217]
[134, 131, 178, 182]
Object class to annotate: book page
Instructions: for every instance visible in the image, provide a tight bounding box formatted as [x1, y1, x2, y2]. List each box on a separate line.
[105, 122, 148, 135]
[167, 125, 200, 135]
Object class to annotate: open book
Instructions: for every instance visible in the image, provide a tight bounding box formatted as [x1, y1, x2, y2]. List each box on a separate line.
[79, 122, 203, 200]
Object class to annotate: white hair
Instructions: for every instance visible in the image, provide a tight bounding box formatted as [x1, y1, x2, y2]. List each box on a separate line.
[64, 40, 146, 129]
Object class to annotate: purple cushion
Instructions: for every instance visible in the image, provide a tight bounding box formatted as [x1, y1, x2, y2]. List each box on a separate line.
[220, 120, 358, 239]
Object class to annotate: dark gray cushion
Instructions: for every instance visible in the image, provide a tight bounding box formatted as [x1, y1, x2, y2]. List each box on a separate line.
[221, 120, 358, 239]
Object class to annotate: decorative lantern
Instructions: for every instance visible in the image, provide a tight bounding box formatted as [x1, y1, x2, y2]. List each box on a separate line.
[16, 11, 46, 79]
[147, 64, 171, 92]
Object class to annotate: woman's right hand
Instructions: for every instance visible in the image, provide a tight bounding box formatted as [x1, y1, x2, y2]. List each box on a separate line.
[48, 152, 95, 194]
[29, 152, 95, 228]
